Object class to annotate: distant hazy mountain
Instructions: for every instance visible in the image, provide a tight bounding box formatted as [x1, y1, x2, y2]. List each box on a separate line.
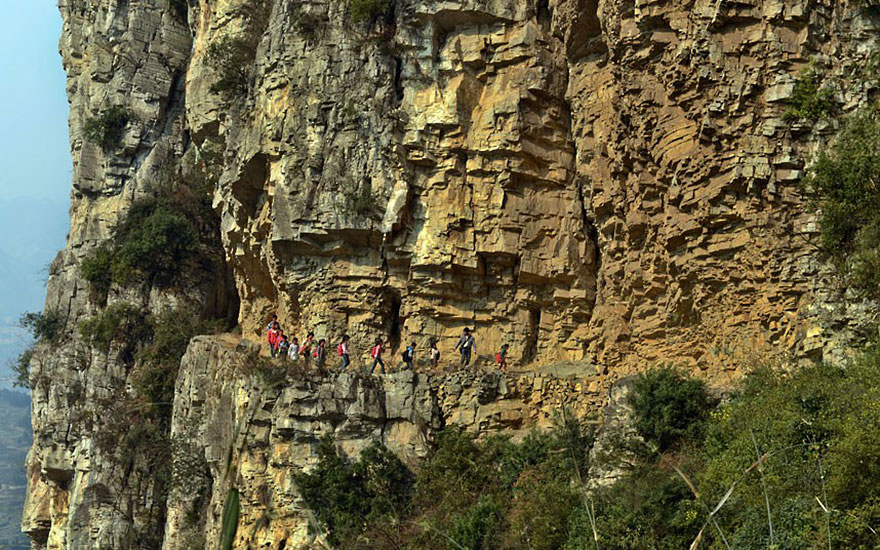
[0, 389, 30, 550]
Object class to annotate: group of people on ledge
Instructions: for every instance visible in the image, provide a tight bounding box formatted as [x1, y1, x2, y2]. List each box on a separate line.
[265, 315, 510, 374]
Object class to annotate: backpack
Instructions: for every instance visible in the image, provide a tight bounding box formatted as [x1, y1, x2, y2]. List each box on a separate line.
[401, 351, 409, 361]
[371, 345, 381, 359]
[337, 343, 345, 356]
[495, 352, 502, 363]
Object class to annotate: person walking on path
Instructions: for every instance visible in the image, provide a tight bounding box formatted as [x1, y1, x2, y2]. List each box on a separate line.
[314, 338, 327, 370]
[495, 343, 509, 371]
[429, 340, 440, 370]
[267, 322, 282, 358]
[402, 341, 416, 371]
[289, 337, 300, 362]
[338, 334, 351, 371]
[454, 328, 476, 367]
[370, 338, 386, 375]
[278, 334, 291, 360]
[266, 314, 278, 333]
[301, 331, 314, 366]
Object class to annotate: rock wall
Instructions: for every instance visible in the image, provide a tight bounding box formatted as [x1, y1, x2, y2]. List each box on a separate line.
[163, 337, 601, 550]
[22, 0, 880, 548]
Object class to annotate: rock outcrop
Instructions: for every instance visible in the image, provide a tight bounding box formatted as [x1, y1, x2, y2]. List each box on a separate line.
[163, 337, 601, 550]
[22, 0, 880, 547]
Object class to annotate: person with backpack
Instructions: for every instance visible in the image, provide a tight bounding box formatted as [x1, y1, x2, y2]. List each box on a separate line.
[278, 334, 291, 360]
[301, 331, 314, 364]
[429, 340, 440, 370]
[289, 336, 300, 362]
[267, 322, 282, 358]
[401, 341, 416, 370]
[495, 343, 509, 371]
[314, 338, 327, 369]
[370, 338, 386, 375]
[338, 334, 351, 371]
[266, 314, 278, 334]
[454, 328, 476, 367]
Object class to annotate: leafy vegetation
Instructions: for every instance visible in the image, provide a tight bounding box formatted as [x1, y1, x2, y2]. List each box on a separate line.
[629, 364, 715, 451]
[83, 106, 131, 150]
[349, 0, 392, 24]
[295, 437, 414, 546]
[79, 156, 218, 293]
[343, 186, 377, 218]
[9, 348, 33, 389]
[78, 302, 150, 356]
[783, 64, 835, 123]
[803, 106, 880, 294]
[10, 309, 66, 390]
[19, 309, 65, 344]
[205, 37, 253, 97]
[294, 349, 880, 549]
[296, 412, 594, 549]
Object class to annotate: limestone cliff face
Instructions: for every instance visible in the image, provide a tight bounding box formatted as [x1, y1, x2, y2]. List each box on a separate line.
[22, 0, 880, 548]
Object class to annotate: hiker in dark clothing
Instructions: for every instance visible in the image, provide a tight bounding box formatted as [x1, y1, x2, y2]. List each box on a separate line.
[454, 328, 476, 367]
[314, 339, 327, 369]
[402, 342, 416, 370]
[338, 334, 351, 371]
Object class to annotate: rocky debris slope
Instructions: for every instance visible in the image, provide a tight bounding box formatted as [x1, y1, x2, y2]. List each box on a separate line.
[21, 0, 880, 548]
[163, 337, 601, 550]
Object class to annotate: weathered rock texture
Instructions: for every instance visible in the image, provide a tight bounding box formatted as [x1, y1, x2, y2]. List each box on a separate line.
[163, 337, 601, 550]
[22, 0, 880, 547]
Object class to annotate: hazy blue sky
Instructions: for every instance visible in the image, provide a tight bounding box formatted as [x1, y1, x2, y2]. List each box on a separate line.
[0, 1, 72, 388]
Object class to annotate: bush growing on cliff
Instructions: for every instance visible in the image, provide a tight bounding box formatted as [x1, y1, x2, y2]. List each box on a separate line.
[9, 346, 34, 389]
[84, 106, 131, 150]
[783, 65, 835, 123]
[349, 0, 392, 24]
[78, 302, 151, 359]
[804, 106, 880, 294]
[629, 364, 714, 451]
[295, 436, 414, 545]
[79, 195, 200, 291]
[19, 309, 65, 343]
[205, 37, 253, 97]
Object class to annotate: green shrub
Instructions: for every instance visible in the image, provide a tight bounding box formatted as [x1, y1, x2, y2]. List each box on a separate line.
[80, 244, 114, 296]
[446, 495, 504, 550]
[133, 309, 216, 408]
[804, 107, 880, 294]
[294, 437, 414, 545]
[629, 365, 714, 451]
[504, 468, 578, 550]
[783, 65, 835, 123]
[9, 346, 34, 389]
[349, 0, 392, 24]
[112, 201, 199, 284]
[83, 106, 130, 150]
[344, 188, 376, 218]
[78, 302, 151, 355]
[19, 309, 65, 343]
[583, 465, 700, 549]
[205, 37, 253, 97]
[78, 197, 200, 289]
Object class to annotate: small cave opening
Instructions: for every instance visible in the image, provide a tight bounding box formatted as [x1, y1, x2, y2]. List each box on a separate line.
[536, 0, 551, 29]
[384, 290, 403, 351]
[524, 308, 541, 364]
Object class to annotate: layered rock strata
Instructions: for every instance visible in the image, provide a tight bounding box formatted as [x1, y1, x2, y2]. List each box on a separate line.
[22, 0, 880, 548]
[163, 337, 601, 550]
